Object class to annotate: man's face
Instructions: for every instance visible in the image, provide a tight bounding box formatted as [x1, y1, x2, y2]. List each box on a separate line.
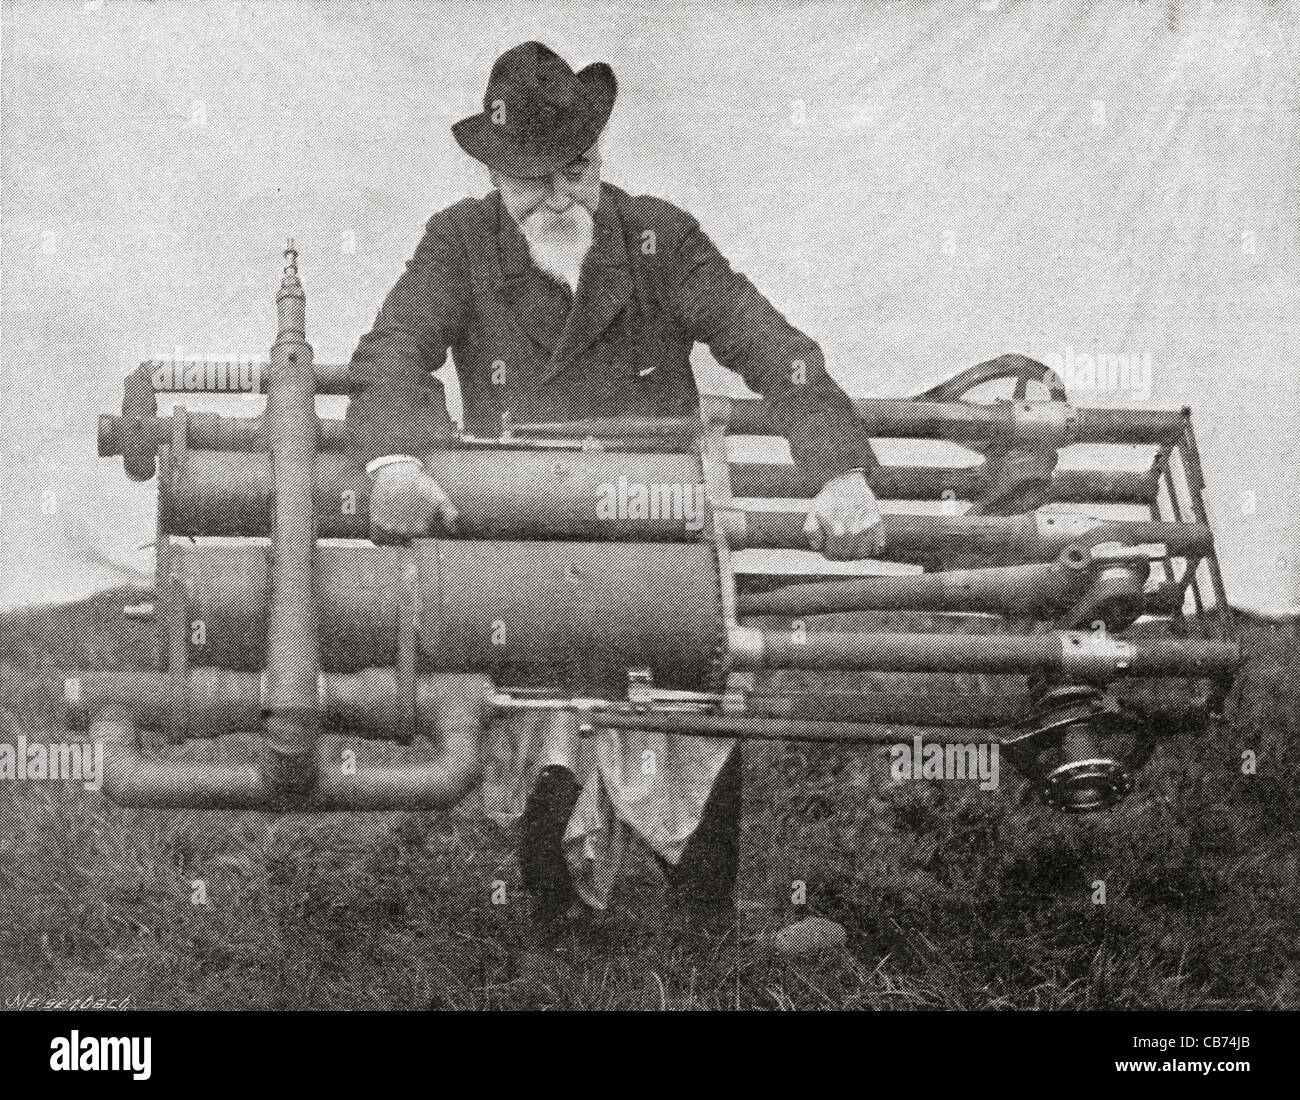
[493, 146, 603, 225]
[492, 146, 603, 290]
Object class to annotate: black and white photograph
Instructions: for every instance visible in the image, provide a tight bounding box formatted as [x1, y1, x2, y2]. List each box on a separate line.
[1, 0, 1295, 1072]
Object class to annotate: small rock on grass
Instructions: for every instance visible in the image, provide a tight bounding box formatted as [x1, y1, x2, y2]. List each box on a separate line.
[768, 916, 848, 959]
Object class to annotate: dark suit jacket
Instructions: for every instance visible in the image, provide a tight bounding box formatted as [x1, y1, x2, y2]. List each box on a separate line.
[345, 182, 872, 485]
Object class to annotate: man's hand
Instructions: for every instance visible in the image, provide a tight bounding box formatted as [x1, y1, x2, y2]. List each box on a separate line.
[804, 470, 885, 561]
[368, 459, 458, 542]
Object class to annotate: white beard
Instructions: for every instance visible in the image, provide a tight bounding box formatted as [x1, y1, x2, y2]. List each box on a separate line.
[519, 203, 595, 292]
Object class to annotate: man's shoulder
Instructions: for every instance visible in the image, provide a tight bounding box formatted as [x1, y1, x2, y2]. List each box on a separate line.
[423, 193, 494, 235]
[405, 194, 497, 264]
[603, 184, 701, 247]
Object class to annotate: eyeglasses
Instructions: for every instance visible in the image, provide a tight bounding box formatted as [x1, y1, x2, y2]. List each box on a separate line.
[556, 156, 590, 184]
[511, 154, 591, 189]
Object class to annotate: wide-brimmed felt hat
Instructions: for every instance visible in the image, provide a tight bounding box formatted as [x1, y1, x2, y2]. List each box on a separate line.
[452, 42, 617, 180]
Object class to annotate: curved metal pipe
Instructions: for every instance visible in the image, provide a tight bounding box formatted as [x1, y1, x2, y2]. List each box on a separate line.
[89, 673, 495, 810]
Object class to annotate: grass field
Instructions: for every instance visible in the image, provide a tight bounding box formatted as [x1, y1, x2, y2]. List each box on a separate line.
[1, 587, 1297, 1010]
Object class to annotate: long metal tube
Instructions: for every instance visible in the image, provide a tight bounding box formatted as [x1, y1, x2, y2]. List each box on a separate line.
[164, 448, 705, 540]
[73, 668, 1212, 771]
[584, 710, 1011, 743]
[736, 551, 1094, 617]
[728, 628, 1239, 677]
[68, 669, 495, 739]
[260, 249, 320, 800]
[103, 413, 701, 457]
[104, 389, 1185, 446]
[102, 415, 1155, 504]
[65, 669, 1212, 737]
[731, 510, 1212, 563]
[129, 358, 1184, 450]
[159, 449, 1210, 562]
[513, 398, 1186, 445]
[730, 462, 1156, 505]
[737, 555, 1164, 622]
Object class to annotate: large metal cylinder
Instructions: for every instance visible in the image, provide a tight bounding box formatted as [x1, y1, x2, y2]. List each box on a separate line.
[169, 539, 727, 691]
[163, 448, 708, 541]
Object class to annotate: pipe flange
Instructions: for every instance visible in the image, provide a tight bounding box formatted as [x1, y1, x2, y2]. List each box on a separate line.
[121, 364, 161, 481]
[1040, 758, 1136, 812]
[1004, 685, 1154, 811]
[1002, 684, 1113, 752]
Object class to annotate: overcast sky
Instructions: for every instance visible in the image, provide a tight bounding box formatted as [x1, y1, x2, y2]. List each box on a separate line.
[3, 0, 1298, 611]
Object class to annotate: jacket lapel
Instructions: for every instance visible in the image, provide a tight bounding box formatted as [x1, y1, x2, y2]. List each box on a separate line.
[490, 186, 633, 386]
[543, 187, 633, 381]
[492, 193, 569, 353]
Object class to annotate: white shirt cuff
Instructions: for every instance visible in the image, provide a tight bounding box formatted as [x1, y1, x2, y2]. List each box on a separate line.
[366, 454, 424, 476]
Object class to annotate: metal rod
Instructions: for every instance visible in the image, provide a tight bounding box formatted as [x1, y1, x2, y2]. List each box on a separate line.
[730, 462, 1157, 504]
[1161, 445, 1208, 620]
[68, 669, 1213, 744]
[1179, 414, 1235, 638]
[132, 356, 1184, 450]
[513, 397, 1186, 446]
[105, 390, 1186, 481]
[102, 415, 686, 458]
[583, 710, 1012, 743]
[727, 628, 1240, 678]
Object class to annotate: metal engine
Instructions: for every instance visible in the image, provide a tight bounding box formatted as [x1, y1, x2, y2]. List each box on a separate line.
[67, 244, 1241, 813]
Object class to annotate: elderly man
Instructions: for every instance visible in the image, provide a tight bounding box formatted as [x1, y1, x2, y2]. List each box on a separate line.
[346, 42, 881, 939]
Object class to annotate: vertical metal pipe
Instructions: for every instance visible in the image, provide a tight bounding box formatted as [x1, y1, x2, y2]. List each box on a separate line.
[1179, 414, 1235, 637]
[261, 242, 320, 801]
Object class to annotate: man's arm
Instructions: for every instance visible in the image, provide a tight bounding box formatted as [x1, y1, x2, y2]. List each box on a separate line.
[667, 215, 884, 559]
[667, 217, 876, 487]
[345, 205, 472, 538]
[344, 205, 472, 467]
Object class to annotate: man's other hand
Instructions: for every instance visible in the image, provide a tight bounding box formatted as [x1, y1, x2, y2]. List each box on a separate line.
[804, 471, 885, 561]
[368, 459, 458, 541]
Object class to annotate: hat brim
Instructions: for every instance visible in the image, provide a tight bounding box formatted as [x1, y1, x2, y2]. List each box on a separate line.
[452, 62, 616, 179]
